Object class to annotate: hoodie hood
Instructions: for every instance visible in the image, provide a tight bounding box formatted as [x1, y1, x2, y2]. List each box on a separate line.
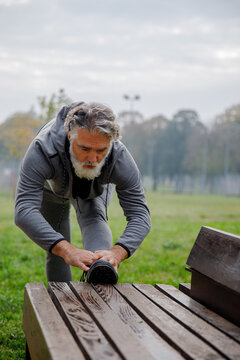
[50, 101, 85, 156]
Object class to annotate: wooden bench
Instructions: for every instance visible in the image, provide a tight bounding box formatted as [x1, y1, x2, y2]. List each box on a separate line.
[185, 226, 240, 327]
[23, 226, 240, 360]
[23, 281, 240, 360]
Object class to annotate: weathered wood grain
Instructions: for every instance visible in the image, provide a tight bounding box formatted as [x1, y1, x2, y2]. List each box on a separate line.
[157, 284, 240, 344]
[135, 283, 240, 360]
[115, 283, 224, 360]
[92, 283, 184, 360]
[69, 282, 155, 360]
[48, 282, 121, 360]
[23, 282, 82, 360]
[24, 281, 240, 360]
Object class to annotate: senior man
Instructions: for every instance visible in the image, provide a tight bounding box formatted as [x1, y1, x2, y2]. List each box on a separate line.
[15, 101, 151, 282]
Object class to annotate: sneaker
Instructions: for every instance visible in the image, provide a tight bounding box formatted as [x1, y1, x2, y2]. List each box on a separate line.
[86, 259, 118, 284]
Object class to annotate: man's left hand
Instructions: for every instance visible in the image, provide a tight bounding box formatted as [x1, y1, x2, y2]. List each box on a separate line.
[95, 245, 128, 272]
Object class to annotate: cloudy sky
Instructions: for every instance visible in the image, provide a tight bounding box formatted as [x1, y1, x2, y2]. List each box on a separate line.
[0, 0, 240, 124]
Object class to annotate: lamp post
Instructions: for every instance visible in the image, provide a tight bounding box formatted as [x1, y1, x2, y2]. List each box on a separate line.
[123, 94, 140, 122]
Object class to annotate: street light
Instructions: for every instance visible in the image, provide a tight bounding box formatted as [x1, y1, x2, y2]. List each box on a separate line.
[123, 94, 140, 119]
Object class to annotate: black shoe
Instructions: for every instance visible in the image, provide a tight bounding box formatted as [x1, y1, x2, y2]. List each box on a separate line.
[86, 259, 118, 284]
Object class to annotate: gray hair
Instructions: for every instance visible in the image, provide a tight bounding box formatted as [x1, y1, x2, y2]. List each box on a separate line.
[64, 102, 121, 141]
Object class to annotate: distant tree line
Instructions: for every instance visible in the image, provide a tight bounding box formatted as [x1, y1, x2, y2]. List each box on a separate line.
[119, 104, 240, 194]
[0, 89, 239, 195]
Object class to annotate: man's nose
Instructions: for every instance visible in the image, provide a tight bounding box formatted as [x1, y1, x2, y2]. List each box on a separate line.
[87, 151, 98, 163]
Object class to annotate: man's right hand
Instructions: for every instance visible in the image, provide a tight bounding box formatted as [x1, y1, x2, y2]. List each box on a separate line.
[51, 240, 100, 271]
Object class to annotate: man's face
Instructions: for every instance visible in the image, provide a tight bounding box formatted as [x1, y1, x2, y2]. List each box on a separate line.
[68, 128, 111, 180]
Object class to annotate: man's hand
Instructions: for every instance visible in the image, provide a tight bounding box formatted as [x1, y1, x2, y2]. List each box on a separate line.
[51, 240, 100, 271]
[95, 245, 128, 272]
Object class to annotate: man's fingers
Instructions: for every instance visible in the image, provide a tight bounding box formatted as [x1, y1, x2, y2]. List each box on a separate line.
[90, 249, 120, 273]
[64, 249, 100, 270]
[108, 258, 115, 266]
[97, 255, 111, 263]
[97, 255, 117, 268]
[94, 250, 105, 256]
[80, 263, 90, 271]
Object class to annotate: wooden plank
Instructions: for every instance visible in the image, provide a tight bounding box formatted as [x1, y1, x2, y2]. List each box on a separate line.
[23, 282, 82, 360]
[70, 282, 155, 360]
[190, 269, 240, 326]
[114, 283, 223, 360]
[186, 226, 240, 293]
[48, 282, 121, 360]
[92, 283, 184, 360]
[179, 283, 191, 296]
[156, 284, 240, 344]
[25, 342, 31, 360]
[135, 284, 240, 360]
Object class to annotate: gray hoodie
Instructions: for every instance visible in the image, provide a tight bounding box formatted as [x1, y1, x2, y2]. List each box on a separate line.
[15, 102, 151, 256]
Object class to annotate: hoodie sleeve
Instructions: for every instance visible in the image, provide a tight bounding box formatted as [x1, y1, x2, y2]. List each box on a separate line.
[110, 146, 151, 256]
[15, 141, 65, 251]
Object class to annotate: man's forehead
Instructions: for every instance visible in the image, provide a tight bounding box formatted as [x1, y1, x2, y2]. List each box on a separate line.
[75, 128, 110, 147]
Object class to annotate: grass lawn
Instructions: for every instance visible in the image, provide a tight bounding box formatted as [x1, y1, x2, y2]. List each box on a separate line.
[0, 189, 240, 359]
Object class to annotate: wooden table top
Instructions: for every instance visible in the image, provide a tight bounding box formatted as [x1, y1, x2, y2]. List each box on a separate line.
[23, 282, 240, 360]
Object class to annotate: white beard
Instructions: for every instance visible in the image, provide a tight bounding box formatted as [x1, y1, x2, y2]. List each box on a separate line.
[69, 141, 111, 180]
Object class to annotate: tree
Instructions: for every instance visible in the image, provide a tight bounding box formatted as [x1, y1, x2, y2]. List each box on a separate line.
[142, 115, 168, 190]
[209, 104, 240, 174]
[0, 110, 40, 194]
[120, 111, 146, 174]
[121, 113, 168, 190]
[0, 138, 8, 162]
[155, 110, 203, 192]
[0, 89, 72, 194]
[215, 103, 240, 125]
[0, 110, 40, 161]
[209, 119, 240, 175]
[38, 88, 72, 124]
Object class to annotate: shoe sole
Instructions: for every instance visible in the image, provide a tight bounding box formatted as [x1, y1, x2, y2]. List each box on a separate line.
[87, 261, 118, 284]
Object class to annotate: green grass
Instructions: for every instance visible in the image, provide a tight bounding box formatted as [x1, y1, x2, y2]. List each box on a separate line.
[0, 189, 240, 359]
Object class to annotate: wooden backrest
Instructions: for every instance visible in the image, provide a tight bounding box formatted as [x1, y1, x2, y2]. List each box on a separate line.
[186, 226, 240, 294]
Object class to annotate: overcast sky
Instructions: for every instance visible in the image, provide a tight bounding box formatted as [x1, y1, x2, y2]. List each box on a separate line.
[0, 0, 240, 124]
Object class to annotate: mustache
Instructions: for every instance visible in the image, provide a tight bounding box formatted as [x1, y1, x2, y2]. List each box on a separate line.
[82, 161, 98, 166]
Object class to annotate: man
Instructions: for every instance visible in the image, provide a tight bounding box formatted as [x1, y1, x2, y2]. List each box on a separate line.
[15, 101, 151, 282]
